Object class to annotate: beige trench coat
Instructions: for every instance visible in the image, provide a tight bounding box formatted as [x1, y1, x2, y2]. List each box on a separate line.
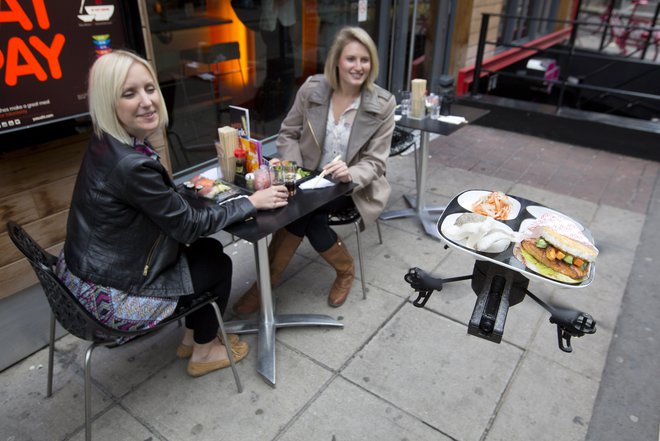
[276, 74, 396, 227]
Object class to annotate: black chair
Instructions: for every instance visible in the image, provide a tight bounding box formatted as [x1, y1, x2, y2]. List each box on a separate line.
[6, 221, 242, 441]
[327, 207, 382, 300]
[389, 127, 416, 157]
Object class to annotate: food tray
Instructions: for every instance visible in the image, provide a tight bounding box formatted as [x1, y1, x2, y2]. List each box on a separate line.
[437, 189, 595, 289]
[178, 179, 250, 204]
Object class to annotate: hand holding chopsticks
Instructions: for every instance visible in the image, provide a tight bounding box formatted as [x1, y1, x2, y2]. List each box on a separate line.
[313, 155, 343, 188]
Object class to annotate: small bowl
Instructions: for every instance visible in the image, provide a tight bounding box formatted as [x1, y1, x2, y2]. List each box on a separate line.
[457, 190, 521, 220]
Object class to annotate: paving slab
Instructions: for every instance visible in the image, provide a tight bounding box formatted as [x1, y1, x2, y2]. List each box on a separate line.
[275, 261, 406, 370]
[486, 351, 600, 441]
[342, 305, 523, 441]
[121, 341, 333, 441]
[69, 406, 154, 441]
[0, 339, 110, 441]
[279, 376, 452, 440]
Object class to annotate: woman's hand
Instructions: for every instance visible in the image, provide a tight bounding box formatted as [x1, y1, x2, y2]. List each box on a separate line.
[248, 185, 289, 210]
[323, 160, 352, 183]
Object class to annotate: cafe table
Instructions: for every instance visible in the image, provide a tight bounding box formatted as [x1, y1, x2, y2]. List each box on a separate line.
[211, 178, 356, 386]
[380, 104, 489, 240]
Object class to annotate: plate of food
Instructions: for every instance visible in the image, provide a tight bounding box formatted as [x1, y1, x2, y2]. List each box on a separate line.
[437, 189, 596, 288]
[441, 212, 520, 254]
[513, 213, 598, 285]
[457, 190, 521, 220]
[182, 175, 248, 203]
[525, 205, 584, 231]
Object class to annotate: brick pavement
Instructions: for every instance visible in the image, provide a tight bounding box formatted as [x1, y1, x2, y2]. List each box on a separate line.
[429, 124, 659, 214]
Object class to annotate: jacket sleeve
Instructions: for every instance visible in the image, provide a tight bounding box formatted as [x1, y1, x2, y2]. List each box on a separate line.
[276, 78, 309, 165]
[109, 157, 256, 244]
[349, 93, 396, 190]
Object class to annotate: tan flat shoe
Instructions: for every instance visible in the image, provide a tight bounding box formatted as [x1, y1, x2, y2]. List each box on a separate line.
[186, 340, 249, 377]
[176, 334, 240, 359]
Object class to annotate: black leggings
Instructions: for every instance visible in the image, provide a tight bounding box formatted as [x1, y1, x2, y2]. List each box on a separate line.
[285, 195, 355, 252]
[174, 238, 232, 344]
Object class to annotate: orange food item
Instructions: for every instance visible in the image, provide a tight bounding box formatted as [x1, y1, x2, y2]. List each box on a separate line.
[190, 176, 215, 196]
[472, 191, 512, 220]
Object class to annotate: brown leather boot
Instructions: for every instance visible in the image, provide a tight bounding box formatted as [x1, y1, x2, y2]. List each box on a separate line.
[232, 229, 303, 315]
[320, 239, 355, 307]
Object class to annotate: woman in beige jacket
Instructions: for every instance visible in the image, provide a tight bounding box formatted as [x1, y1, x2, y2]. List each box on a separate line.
[234, 26, 395, 314]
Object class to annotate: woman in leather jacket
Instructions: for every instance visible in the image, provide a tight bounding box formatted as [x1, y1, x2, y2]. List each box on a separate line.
[57, 50, 289, 377]
[233, 27, 395, 314]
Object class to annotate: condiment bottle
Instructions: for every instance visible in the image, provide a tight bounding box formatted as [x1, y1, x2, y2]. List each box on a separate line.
[234, 148, 246, 174]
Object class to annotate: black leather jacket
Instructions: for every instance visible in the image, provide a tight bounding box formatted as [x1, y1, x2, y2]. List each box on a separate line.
[64, 133, 256, 297]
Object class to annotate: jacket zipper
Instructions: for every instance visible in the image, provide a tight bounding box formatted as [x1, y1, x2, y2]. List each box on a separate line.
[307, 120, 323, 169]
[143, 233, 163, 276]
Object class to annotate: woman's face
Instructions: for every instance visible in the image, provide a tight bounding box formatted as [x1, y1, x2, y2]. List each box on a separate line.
[116, 62, 160, 141]
[337, 40, 371, 92]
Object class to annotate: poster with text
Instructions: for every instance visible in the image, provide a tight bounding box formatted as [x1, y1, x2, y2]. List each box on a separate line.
[0, 0, 130, 133]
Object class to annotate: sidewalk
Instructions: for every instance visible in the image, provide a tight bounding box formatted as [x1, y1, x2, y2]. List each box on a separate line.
[1, 124, 658, 441]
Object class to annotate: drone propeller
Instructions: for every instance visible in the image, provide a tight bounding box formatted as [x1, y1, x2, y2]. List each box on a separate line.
[524, 289, 597, 353]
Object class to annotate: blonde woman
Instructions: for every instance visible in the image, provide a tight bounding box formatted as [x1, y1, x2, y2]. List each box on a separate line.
[58, 50, 288, 377]
[234, 26, 395, 314]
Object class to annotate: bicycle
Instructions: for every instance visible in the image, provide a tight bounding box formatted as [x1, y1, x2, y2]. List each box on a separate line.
[579, 0, 660, 61]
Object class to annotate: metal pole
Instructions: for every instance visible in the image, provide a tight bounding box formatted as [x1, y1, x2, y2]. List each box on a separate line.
[599, 0, 615, 51]
[406, 0, 419, 86]
[557, 13, 581, 114]
[387, 0, 398, 91]
[471, 13, 489, 96]
[640, 1, 660, 60]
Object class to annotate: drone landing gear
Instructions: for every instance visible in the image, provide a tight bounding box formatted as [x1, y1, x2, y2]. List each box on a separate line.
[404, 261, 596, 353]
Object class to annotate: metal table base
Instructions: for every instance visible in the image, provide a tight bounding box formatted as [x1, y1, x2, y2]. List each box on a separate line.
[380, 131, 444, 240]
[224, 239, 343, 386]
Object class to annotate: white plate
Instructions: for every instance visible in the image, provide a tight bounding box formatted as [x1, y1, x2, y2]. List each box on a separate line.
[457, 190, 521, 220]
[513, 218, 595, 286]
[437, 216, 593, 289]
[440, 213, 515, 254]
[526, 205, 584, 230]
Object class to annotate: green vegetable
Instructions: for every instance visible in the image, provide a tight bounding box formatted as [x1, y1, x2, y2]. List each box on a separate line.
[562, 254, 574, 264]
[535, 237, 548, 248]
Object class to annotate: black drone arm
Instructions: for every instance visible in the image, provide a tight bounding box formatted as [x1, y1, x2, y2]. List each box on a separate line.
[404, 267, 472, 307]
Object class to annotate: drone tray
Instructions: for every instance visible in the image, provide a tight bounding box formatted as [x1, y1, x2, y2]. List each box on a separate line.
[437, 189, 596, 289]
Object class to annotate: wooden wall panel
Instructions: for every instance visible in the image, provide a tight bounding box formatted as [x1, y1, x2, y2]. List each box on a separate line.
[0, 242, 63, 300]
[0, 132, 85, 300]
[0, 123, 173, 300]
[1, 211, 69, 267]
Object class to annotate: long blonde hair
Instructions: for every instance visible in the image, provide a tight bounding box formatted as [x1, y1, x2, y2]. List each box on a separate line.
[88, 50, 168, 144]
[324, 26, 379, 92]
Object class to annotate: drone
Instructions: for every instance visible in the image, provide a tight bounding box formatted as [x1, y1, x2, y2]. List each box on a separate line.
[404, 258, 597, 353]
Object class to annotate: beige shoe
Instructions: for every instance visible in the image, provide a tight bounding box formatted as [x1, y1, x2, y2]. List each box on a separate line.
[176, 334, 240, 359]
[319, 239, 355, 307]
[186, 340, 249, 377]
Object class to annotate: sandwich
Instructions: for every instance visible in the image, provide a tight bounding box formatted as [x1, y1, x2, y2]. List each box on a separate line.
[518, 227, 598, 284]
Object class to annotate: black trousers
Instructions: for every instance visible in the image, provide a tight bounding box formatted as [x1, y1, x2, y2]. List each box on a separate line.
[285, 195, 355, 252]
[174, 238, 232, 344]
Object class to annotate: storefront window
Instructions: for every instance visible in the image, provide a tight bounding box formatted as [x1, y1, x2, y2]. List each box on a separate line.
[148, 0, 385, 174]
[497, 0, 560, 49]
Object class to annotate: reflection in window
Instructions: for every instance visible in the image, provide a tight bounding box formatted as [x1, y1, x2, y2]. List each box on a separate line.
[149, 0, 371, 174]
[497, 0, 560, 50]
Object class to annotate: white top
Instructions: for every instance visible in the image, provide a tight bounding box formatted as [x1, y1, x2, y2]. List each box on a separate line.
[320, 96, 361, 169]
